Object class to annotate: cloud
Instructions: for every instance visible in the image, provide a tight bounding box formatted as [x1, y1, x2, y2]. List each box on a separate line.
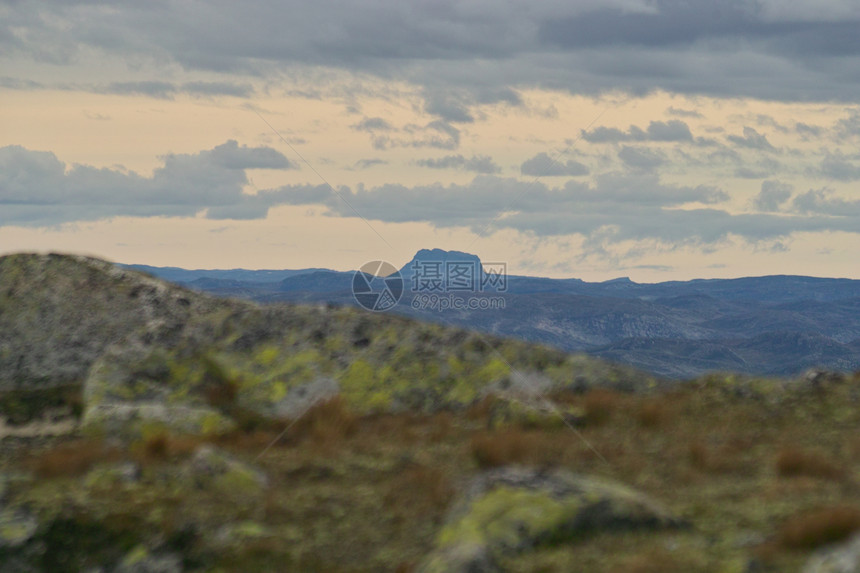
[353, 158, 388, 170]
[100, 80, 253, 99]
[520, 152, 589, 176]
[6, 0, 860, 113]
[351, 117, 395, 132]
[666, 107, 702, 118]
[727, 127, 776, 151]
[836, 111, 860, 138]
[582, 120, 693, 143]
[0, 142, 295, 226]
[753, 180, 793, 211]
[792, 188, 860, 217]
[617, 146, 665, 171]
[208, 140, 294, 169]
[416, 154, 500, 174]
[265, 171, 860, 250]
[819, 154, 860, 180]
[795, 122, 823, 139]
[371, 120, 461, 150]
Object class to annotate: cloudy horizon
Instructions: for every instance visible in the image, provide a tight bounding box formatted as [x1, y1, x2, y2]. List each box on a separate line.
[2, 0, 860, 281]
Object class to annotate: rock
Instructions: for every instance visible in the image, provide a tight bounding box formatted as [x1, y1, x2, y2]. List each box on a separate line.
[187, 445, 268, 493]
[85, 462, 142, 488]
[0, 254, 217, 395]
[803, 532, 860, 572]
[804, 369, 847, 389]
[273, 377, 340, 419]
[0, 507, 39, 549]
[2, 252, 660, 439]
[214, 521, 272, 548]
[419, 466, 686, 573]
[113, 545, 183, 573]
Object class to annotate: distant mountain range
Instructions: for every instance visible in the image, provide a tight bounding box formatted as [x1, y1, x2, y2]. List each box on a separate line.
[121, 249, 860, 378]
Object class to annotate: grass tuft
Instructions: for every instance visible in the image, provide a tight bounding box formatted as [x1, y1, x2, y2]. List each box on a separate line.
[470, 428, 562, 469]
[778, 505, 860, 550]
[775, 448, 845, 481]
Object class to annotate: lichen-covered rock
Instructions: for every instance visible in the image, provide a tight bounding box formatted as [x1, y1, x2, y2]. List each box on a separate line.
[804, 532, 860, 573]
[214, 520, 273, 548]
[0, 254, 219, 395]
[419, 467, 686, 573]
[0, 507, 39, 549]
[2, 252, 662, 439]
[113, 544, 183, 573]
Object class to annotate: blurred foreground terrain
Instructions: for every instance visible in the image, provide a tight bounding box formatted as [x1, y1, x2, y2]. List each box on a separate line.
[2, 253, 860, 572]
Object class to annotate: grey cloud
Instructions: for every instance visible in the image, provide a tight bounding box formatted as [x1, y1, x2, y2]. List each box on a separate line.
[520, 152, 589, 177]
[666, 106, 702, 118]
[617, 146, 665, 171]
[6, 0, 860, 115]
[581, 126, 630, 143]
[207, 140, 294, 169]
[646, 120, 693, 141]
[100, 80, 253, 98]
[270, 172, 856, 248]
[367, 120, 461, 150]
[836, 112, 860, 138]
[103, 81, 176, 99]
[0, 142, 294, 226]
[820, 154, 860, 180]
[423, 90, 475, 123]
[181, 81, 254, 97]
[792, 188, 860, 217]
[352, 117, 395, 132]
[538, 1, 860, 56]
[753, 180, 793, 211]
[416, 154, 500, 174]
[795, 122, 823, 139]
[583, 120, 692, 143]
[727, 127, 776, 151]
[353, 158, 388, 169]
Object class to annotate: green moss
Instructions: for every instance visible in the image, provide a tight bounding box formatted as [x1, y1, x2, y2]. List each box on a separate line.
[475, 359, 511, 385]
[255, 345, 281, 367]
[339, 359, 387, 411]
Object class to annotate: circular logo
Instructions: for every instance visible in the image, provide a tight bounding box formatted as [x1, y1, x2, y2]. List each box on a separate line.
[352, 260, 403, 312]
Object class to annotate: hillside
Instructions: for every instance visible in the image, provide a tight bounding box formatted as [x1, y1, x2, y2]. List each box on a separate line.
[136, 250, 860, 378]
[2, 253, 860, 572]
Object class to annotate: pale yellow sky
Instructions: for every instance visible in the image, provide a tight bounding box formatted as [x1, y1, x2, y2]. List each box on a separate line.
[2, 76, 859, 280]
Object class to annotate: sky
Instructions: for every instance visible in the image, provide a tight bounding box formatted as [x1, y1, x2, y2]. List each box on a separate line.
[2, 0, 860, 281]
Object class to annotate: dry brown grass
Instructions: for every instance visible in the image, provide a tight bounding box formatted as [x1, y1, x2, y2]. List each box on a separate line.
[385, 463, 455, 515]
[582, 388, 623, 426]
[686, 439, 750, 475]
[27, 438, 120, 478]
[470, 428, 563, 469]
[635, 397, 673, 429]
[778, 505, 860, 550]
[289, 396, 357, 446]
[609, 548, 695, 573]
[131, 432, 206, 463]
[775, 448, 846, 481]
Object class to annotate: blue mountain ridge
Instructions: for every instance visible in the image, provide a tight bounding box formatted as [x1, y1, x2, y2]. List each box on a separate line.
[121, 249, 860, 378]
